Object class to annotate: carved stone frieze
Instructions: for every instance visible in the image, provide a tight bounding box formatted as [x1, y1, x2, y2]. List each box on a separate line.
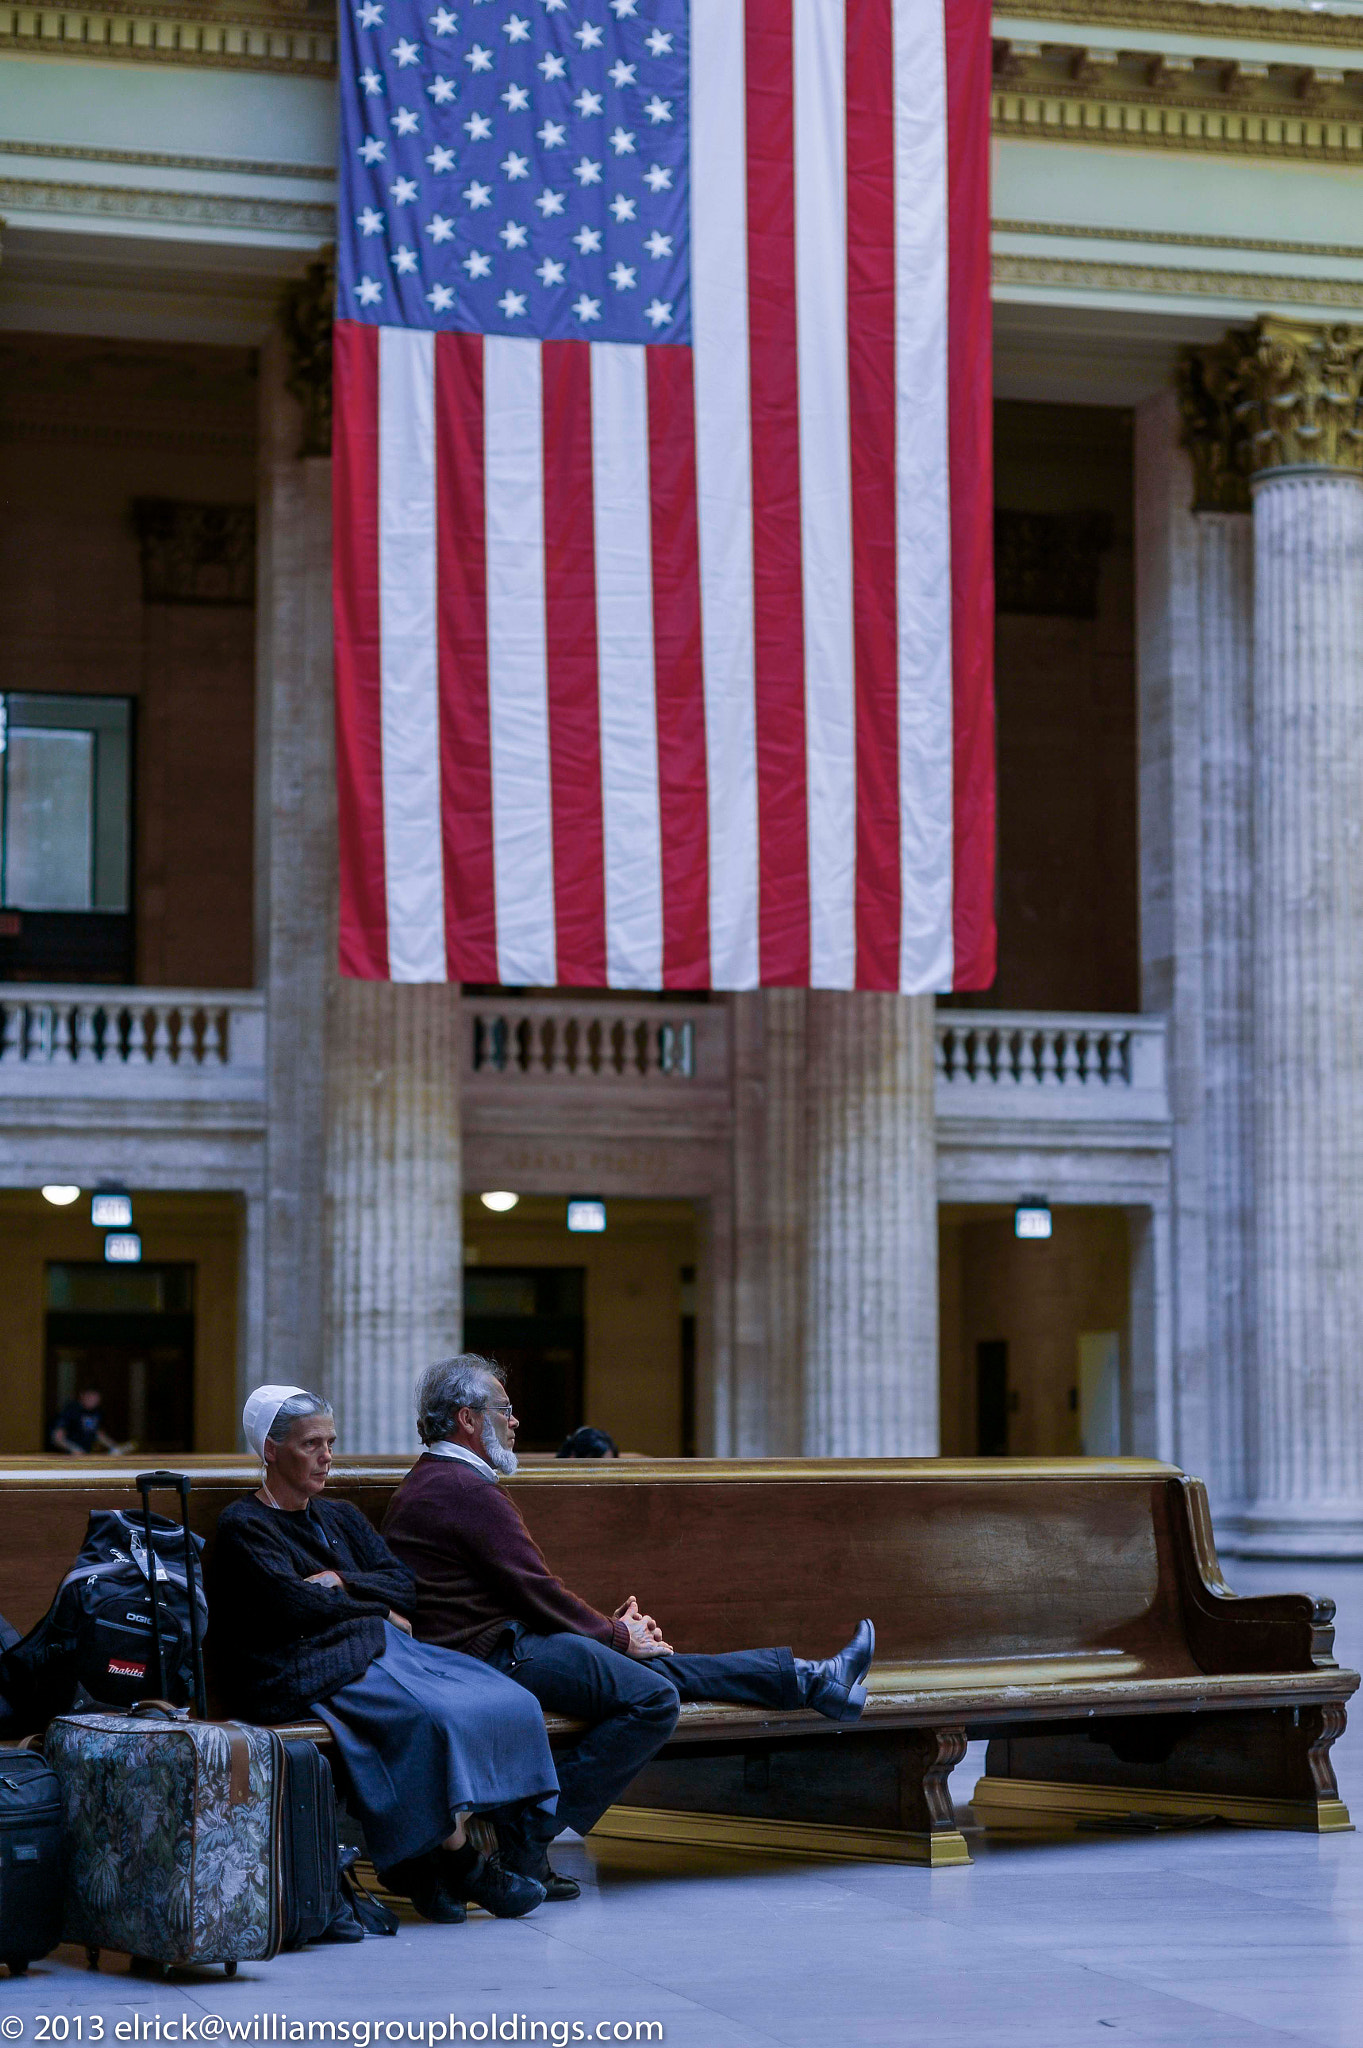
[1180, 318, 1363, 505]
[132, 498, 257, 605]
[280, 247, 334, 458]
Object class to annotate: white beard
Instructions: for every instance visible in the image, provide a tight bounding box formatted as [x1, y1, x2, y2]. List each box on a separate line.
[480, 1414, 518, 1476]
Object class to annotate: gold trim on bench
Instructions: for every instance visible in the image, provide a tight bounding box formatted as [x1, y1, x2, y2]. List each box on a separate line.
[971, 1775, 1354, 1835]
[591, 1805, 972, 1868]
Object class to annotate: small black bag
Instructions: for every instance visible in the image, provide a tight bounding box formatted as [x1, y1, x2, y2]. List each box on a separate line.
[0, 1748, 64, 1976]
[281, 1741, 363, 1948]
[0, 1509, 208, 1723]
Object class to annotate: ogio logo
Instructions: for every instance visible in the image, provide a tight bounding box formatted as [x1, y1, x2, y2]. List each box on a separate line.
[108, 1659, 146, 1679]
[123, 1612, 152, 1628]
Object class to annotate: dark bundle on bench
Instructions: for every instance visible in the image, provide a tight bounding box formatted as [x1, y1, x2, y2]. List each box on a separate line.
[0, 1454, 1354, 1867]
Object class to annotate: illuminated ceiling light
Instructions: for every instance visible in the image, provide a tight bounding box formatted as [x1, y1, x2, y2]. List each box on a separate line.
[1014, 1196, 1053, 1241]
[41, 1185, 81, 1206]
[480, 1190, 520, 1213]
[567, 1198, 607, 1234]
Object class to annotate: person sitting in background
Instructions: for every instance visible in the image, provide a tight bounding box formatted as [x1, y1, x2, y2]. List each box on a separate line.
[556, 1426, 619, 1459]
[209, 1384, 557, 1926]
[382, 1355, 876, 1900]
[50, 1386, 124, 1456]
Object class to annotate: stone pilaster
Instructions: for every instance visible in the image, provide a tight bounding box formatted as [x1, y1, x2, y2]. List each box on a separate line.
[323, 981, 464, 1452]
[802, 992, 938, 1456]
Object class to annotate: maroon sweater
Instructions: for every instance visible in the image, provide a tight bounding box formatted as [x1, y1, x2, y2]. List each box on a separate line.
[381, 1453, 631, 1659]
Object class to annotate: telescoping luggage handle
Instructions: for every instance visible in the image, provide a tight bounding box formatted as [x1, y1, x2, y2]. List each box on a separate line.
[135, 1470, 207, 1722]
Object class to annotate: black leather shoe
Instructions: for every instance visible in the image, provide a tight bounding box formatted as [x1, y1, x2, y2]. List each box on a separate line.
[447, 1851, 546, 1919]
[794, 1618, 875, 1723]
[377, 1852, 467, 1924]
[499, 1841, 580, 1902]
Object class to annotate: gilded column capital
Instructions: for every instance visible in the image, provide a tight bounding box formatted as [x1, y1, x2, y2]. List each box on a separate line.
[279, 246, 334, 459]
[1180, 318, 1363, 507]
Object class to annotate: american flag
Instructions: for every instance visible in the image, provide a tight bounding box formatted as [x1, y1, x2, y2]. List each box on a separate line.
[334, 0, 994, 992]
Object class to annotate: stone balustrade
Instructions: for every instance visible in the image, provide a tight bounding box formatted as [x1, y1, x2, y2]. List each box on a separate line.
[467, 998, 717, 1086]
[0, 986, 266, 1098]
[935, 1011, 1169, 1122]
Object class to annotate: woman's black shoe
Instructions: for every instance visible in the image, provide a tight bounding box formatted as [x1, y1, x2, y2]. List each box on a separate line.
[498, 1841, 580, 1901]
[378, 1852, 467, 1924]
[443, 1847, 545, 1919]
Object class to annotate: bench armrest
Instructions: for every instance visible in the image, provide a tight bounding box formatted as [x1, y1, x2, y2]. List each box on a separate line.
[1172, 1477, 1339, 1675]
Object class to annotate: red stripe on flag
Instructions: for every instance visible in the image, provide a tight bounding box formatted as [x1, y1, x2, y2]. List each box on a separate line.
[845, 0, 901, 992]
[746, 0, 810, 988]
[646, 346, 710, 990]
[945, 0, 996, 990]
[541, 340, 607, 987]
[333, 320, 388, 979]
[434, 331, 497, 983]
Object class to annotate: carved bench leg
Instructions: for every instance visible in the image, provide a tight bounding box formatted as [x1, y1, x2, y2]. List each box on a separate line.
[972, 1704, 1354, 1837]
[593, 1727, 974, 1866]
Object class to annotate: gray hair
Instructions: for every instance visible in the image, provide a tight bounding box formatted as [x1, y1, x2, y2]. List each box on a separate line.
[416, 1354, 505, 1446]
[267, 1391, 334, 1445]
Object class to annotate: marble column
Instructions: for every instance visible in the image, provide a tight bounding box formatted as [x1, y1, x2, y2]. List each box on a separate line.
[1212, 319, 1363, 1552]
[802, 992, 938, 1456]
[323, 981, 464, 1452]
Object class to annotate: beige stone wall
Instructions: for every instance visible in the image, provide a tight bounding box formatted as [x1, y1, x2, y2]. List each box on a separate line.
[938, 1205, 1131, 1457]
[462, 1195, 696, 1456]
[0, 1190, 242, 1454]
[0, 333, 257, 988]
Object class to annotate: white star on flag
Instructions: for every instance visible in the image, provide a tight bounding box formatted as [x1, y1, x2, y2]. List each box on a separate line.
[465, 112, 493, 139]
[574, 157, 602, 185]
[609, 193, 636, 222]
[609, 127, 635, 155]
[573, 293, 602, 322]
[572, 225, 602, 253]
[644, 97, 672, 124]
[609, 0, 638, 15]
[463, 249, 492, 277]
[503, 12, 530, 39]
[608, 61, 635, 88]
[609, 261, 636, 291]
[464, 180, 493, 207]
[536, 257, 566, 284]
[500, 220, 529, 248]
[360, 68, 383, 94]
[574, 90, 603, 116]
[391, 108, 420, 133]
[502, 152, 530, 178]
[537, 52, 566, 80]
[645, 30, 672, 56]
[538, 120, 566, 147]
[535, 189, 565, 216]
[355, 276, 384, 304]
[644, 298, 672, 327]
[541, 0, 567, 11]
[502, 84, 531, 111]
[427, 144, 456, 170]
[358, 206, 385, 234]
[643, 163, 672, 192]
[356, 1, 383, 26]
[428, 6, 457, 32]
[500, 289, 528, 316]
[428, 282, 455, 310]
[574, 21, 603, 48]
[465, 43, 493, 70]
[390, 176, 419, 202]
[392, 37, 420, 64]
[427, 213, 456, 241]
[360, 137, 387, 163]
[427, 75, 456, 102]
[644, 231, 671, 259]
[392, 245, 419, 272]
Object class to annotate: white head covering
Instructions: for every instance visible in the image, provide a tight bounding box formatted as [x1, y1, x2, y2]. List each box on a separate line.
[242, 1384, 310, 1461]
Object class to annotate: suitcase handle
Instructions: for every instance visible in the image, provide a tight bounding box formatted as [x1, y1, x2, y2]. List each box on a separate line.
[133, 1471, 207, 1722]
[128, 1700, 189, 1722]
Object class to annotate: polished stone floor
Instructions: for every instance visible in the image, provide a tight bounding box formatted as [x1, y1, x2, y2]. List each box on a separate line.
[5, 1559, 1361, 2048]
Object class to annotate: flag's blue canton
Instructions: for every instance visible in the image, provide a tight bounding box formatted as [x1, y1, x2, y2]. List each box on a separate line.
[338, 0, 690, 344]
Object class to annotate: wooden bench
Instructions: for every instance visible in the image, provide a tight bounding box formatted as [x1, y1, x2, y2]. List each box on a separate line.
[0, 1454, 1354, 1867]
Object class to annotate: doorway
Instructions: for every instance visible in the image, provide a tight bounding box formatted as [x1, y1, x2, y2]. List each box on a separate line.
[45, 1261, 195, 1453]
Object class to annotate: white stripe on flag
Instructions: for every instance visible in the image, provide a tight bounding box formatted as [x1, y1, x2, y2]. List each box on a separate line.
[893, 0, 954, 992]
[691, 0, 759, 992]
[378, 325, 444, 982]
[484, 335, 557, 988]
[794, 0, 855, 990]
[591, 343, 664, 991]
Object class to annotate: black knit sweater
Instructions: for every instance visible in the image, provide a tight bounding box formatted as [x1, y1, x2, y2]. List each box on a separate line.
[209, 1495, 416, 1723]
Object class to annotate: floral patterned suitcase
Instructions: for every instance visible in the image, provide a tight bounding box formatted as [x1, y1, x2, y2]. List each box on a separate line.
[46, 1707, 286, 1972]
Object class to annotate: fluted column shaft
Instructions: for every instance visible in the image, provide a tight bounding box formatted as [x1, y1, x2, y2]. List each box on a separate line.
[1198, 512, 1254, 1511]
[802, 992, 937, 1455]
[1249, 471, 1363, 1539]
[323, 981, 463, 1451]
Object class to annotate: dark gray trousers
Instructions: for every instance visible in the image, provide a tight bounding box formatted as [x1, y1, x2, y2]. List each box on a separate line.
[485, 1625, 800, 1838]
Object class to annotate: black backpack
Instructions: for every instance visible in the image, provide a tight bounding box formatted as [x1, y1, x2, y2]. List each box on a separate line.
[0, 1508, 208, 1724]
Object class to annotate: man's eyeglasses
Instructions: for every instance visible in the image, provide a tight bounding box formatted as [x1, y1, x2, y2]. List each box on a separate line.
[483, 1401, 515, 1419]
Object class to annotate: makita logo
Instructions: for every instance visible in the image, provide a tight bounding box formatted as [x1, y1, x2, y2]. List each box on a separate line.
[108, 1659, 146, 1679]
[123, 1612, 152, 1628]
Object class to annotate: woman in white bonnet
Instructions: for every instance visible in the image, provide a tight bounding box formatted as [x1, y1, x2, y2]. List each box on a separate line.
[209, 1385, 560, 1926]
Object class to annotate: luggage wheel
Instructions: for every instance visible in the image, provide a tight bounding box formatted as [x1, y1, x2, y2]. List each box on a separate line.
[86, 1949, 100, 1972]
[224, 1962, 237, 1979]
[4, 1959, 29, 1978]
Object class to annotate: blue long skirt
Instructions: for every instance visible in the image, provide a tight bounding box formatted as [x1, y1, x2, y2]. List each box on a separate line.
[313, 1623, 558, 1869]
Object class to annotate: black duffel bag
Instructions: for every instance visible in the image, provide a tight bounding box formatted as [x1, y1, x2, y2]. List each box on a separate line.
[0, 1749, 63, 1976]
[0, 1509, 208, 1724]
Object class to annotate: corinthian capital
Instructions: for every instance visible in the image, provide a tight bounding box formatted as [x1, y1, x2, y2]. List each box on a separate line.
[1180, 318, 1363, 505]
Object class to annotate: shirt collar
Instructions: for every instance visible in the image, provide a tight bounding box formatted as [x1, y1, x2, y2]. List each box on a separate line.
[426, 1439, 499, 1482]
